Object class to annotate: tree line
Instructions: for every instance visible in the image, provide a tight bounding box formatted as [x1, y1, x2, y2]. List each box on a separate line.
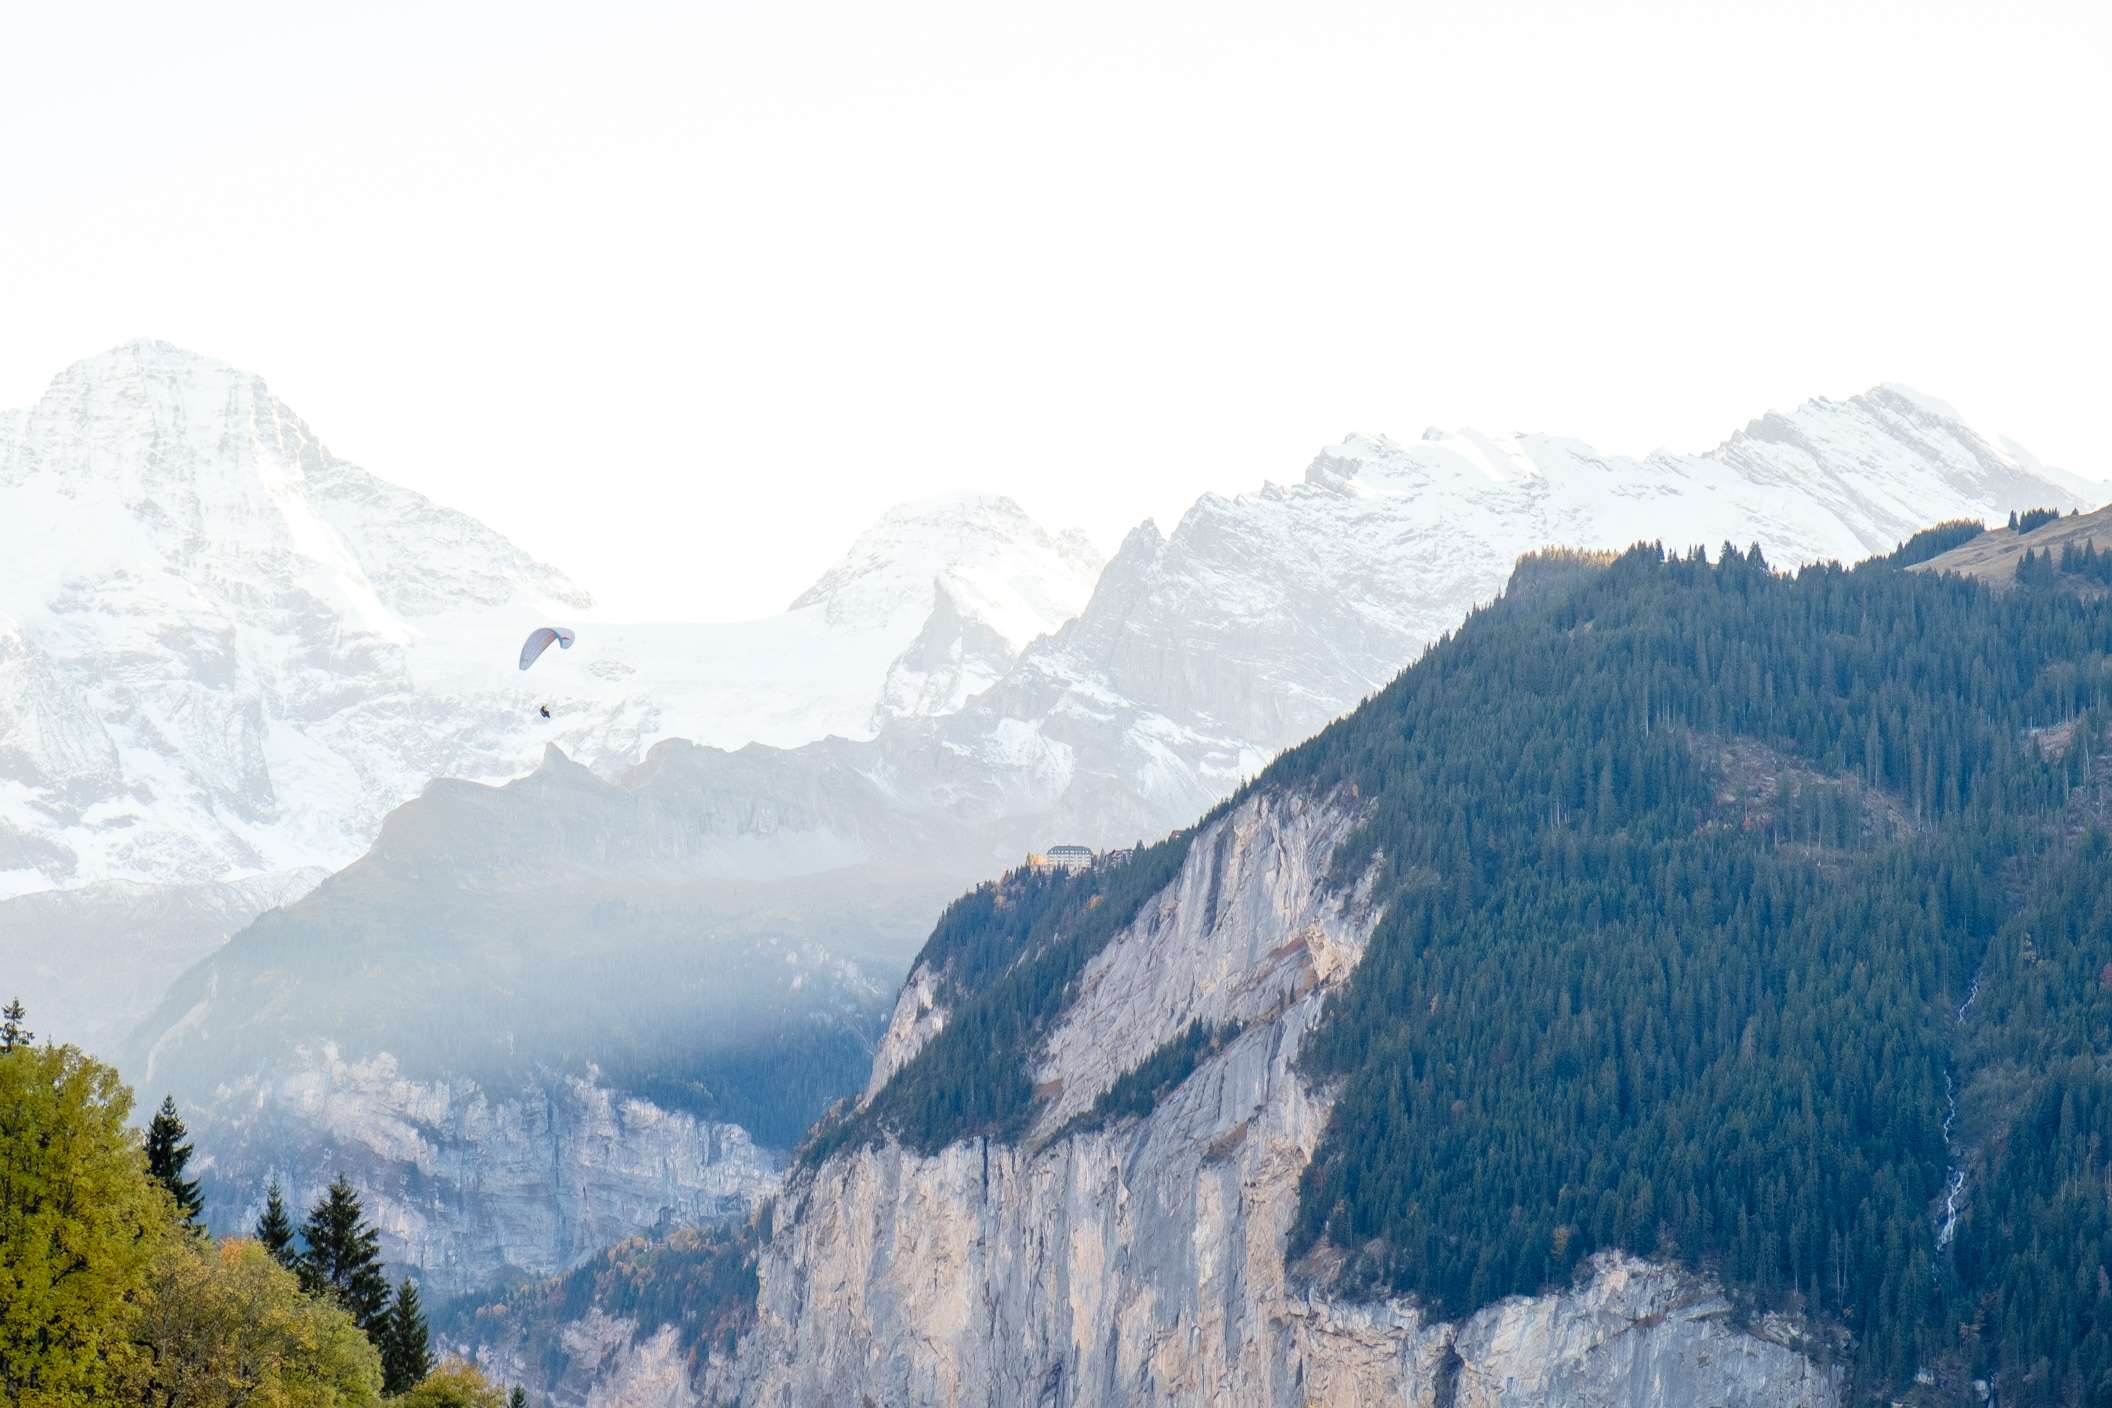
[827, 536, 2112, 1403]
[1270, 542, 2112, 1401]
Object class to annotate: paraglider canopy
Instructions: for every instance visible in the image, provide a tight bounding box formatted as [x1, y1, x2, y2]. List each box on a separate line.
[519, 626, 576, 672]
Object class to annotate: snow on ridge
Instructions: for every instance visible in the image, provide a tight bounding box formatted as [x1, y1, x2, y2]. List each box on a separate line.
[0, 345, 1116, 896]
[975, 380, 2092, 828]
[1, 345, 2089, 906]
[788, 491, 1103, 646]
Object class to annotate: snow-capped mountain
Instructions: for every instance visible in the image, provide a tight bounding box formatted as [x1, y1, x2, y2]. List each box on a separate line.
[0, 342, 1099, 902]
[1004, 384, 2099, 769]
[853, 385, 2095, 868]
[9, 340, 2097, 1314]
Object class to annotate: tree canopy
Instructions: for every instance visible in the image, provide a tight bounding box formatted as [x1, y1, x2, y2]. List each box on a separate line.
[2, 1032, 391, 1407]
[124, 1237, 382, 1407]
[1, 1039, 173, 1406]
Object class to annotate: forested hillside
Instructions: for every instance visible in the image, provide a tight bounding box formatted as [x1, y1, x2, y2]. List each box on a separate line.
[836, 536, 2112, 1403]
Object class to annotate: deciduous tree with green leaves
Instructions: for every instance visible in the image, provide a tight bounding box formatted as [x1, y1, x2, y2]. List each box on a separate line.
[122, 1235, 382, 1407]
[0, 1040, 174, 1406]
[390, 1359, 506, 1407]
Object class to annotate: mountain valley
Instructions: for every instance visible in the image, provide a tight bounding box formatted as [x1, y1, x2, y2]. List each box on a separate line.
[5, 343, 2105, 1399]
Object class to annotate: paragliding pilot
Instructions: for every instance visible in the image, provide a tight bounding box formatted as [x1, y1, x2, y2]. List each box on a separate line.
[519, 627, 575, 723]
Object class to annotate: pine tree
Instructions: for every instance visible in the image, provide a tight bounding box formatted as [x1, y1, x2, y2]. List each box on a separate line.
[510, 1388, 528, 1408]
[256, 1179, 298, 1269]
[0, 997, 30, 1053]
[143, 1094, 204, 1226]
[379, 1277, 434, 1393]
[299, 1175, 390, 1336]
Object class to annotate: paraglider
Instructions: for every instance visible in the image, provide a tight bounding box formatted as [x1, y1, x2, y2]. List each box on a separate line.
[519, 627, 574, 722]
[518, 626, 575, 672]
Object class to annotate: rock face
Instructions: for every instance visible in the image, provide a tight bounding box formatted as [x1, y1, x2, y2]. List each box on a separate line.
[202, 1050, 778, 1304]
[7, 346, 2088, 1359]
[130, 744, 914, 1298]
[719, 790, 1838, 1407]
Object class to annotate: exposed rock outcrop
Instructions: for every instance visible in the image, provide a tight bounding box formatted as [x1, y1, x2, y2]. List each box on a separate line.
[723, 791, 1838, 1407]
[200, 1051, 779, 1304]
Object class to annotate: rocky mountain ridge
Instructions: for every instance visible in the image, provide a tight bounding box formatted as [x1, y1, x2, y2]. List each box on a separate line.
[484, 531, 2112, 1405]
[8, 343, 2099, 1352]
[0, 341, 1100, 901]
[474, 787, 1837, 1406]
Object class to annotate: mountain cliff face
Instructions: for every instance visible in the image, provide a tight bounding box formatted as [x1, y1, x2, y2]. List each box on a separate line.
[203, 1054, 778, 1306]
[128, 740, 945, 1300]
[732, 791, 1832, 1408]
[11, 344, 2101, 1362]
[481, 788, 1835, 1406]
[488, 539, 2112, 1405]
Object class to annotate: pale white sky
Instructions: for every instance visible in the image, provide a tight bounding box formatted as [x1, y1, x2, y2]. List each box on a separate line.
[3, 1, 2107, 620]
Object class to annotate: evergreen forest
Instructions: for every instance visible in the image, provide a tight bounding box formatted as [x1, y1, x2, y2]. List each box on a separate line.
[834, 538, 2112, 1403]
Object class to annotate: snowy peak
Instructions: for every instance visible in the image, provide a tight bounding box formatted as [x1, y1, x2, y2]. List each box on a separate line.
[4, 339, 589, 624]
[0, 347, 1113, 895]
[789, 493, 1102, 648]
[1302, 427, 1582, 499]
[981, 383, 2092, 813]
[1284, 384, 2088, 559]
[1720, 384, 2025, 487]
[1, 349, 2089, 907]
[1299, 385, 2073, 519]
[0, 343, 602, 894]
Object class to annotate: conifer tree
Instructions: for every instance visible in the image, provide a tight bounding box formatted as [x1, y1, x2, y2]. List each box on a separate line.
[510, 1387, 528, 1408]
[0, 997, 30, 1052]
[143, 1094, 204, 1226]
[380, 1276, 435, 1393]
[299, 1175, 390, 1336]
[256, 1179, 298, 1268]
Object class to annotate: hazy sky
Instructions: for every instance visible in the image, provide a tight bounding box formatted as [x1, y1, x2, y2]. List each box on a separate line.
[3, 1, 2107, 620]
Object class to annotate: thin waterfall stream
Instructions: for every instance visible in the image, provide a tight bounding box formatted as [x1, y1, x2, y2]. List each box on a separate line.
[1936, 969, 1981, 1251]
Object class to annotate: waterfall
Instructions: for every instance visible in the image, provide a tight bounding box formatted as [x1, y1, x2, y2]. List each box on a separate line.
[1937, 966, 1983, 1252]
